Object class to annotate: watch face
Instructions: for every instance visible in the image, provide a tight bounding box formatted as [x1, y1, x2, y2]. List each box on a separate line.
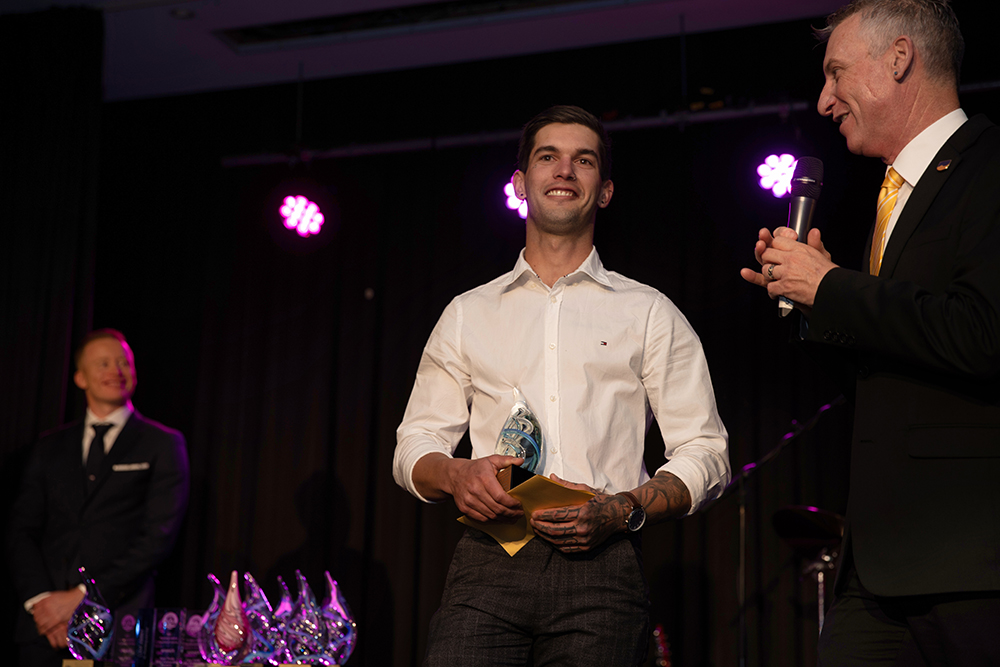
[627, 507, 646, 532]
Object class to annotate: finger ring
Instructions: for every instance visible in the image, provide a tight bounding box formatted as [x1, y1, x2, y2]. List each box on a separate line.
[767, 264, 775, 280]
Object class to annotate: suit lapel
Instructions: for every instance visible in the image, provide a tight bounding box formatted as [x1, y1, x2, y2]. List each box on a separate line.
[60, 422, 89, 506]
[879, 115, 992, 278]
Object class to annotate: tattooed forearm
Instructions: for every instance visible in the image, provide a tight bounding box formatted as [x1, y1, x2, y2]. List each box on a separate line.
[529, 472, 692, 553]
[635, 472, 692, 524]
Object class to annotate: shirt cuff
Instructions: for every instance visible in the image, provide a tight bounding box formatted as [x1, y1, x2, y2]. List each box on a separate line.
[24, 591, 52, 613]
[656, 451, 728, 516]
[393, 443, 452, 504]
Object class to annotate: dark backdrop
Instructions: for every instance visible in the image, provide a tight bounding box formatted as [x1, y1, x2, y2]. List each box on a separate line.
[3, 5, 998, 666]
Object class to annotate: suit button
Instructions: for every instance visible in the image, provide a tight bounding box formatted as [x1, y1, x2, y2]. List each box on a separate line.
[846, 335, 856, 346]
[858, 365, 869, 378]
[823, 330, 834, 341]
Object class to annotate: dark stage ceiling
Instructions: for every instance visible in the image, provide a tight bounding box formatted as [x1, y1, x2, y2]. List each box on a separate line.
[4, 0, 843, 100]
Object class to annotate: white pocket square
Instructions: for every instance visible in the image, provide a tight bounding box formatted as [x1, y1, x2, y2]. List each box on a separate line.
[112, 462, 150, 472]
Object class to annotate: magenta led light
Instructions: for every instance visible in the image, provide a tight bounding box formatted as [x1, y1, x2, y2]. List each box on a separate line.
[280, 195, 325, 237]
[504, 183, 528, 219]
[757, 154, 798, 198]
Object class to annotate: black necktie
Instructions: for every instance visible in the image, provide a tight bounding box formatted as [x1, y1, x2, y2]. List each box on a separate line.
[87, 423, 112, 491]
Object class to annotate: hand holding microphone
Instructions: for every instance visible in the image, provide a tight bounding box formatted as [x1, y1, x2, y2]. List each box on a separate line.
[740, 156, 838, 312]
[778, 157, 823, 316]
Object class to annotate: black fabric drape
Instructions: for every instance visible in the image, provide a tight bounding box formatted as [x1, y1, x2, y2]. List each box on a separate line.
[0, 7, 103, 650]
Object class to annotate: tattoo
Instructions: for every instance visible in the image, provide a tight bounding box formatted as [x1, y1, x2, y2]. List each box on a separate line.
[590, 495, 626, 531]
[639, 472, 693, 522]
[545, 506, 580, 522]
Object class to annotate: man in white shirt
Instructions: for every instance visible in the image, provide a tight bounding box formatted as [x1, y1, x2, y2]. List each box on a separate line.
[9, 329, 190, 667]
[741, 1, 1000, 664]
[395, 105, 730, 665]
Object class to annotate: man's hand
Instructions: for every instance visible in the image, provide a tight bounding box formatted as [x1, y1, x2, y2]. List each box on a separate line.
[740, 227, 837, 309]
[414, 453, 525, 523]
[32, 588, 84, 647]
[529, 474, 628, 553]
[45, 626, 69, 649]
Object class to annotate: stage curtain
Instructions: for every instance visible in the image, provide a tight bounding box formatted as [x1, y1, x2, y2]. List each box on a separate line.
[0, 6, 103, 648]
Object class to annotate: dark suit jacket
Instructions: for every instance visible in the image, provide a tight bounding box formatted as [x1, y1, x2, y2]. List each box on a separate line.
[8, 410, 190, 643]
[805, 114, 1000, 597]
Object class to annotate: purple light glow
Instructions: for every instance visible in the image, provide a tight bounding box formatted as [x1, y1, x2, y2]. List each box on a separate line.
[757, 154, 798, 197]
[279, 195, 325, 237]
[503, 183, 528, 219]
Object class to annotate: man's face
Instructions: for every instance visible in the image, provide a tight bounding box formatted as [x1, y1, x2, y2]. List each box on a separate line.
[512, 122, 613, 236]
[817, 14, 898, 160]
[74, 337, 136, 412]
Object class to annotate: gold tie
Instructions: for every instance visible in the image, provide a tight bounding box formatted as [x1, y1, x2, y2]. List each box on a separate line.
[870, 166, 904, 276]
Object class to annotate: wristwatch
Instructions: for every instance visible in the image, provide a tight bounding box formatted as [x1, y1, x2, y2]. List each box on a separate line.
[616, 491, 646, 532]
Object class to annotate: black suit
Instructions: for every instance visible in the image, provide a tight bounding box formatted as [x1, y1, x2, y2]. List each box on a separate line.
[807, 115, 1000, 663]
[8, 410, 190, 663]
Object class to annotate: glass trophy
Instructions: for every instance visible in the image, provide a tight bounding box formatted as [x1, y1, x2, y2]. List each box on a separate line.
[199, 571, 250, 664]
[242, 571, 288, 665]
[198, 572, 225, 662]
[321, 571, 357, 665]
[68, 567, 115, 661]
[494, 387, 543, 475]
[285, 570, 331, 664]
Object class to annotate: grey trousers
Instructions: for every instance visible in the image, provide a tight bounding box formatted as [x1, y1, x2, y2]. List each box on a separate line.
[424, 528, 649, 667]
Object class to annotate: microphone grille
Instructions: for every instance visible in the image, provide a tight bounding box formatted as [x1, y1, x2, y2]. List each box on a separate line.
[791, 156, 824, 199]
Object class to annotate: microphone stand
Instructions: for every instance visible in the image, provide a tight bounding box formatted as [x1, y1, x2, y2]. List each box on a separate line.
[713, 394, 846, 667]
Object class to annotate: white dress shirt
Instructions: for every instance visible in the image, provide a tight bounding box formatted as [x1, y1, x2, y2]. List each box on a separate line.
[82, 403, 133, 463]
[394, 247, 730, 514]
[876, 108, 968, 257]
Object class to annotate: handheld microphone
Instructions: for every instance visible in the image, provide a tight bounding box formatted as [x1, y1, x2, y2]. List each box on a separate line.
[778, 157, 824, 317]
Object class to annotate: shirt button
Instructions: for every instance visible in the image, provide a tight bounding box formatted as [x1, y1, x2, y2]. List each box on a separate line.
[549, 343, 555, 350]
[550, 447, 559, 454]
[550, 296, 557, 303]
[549, 395, 556, 402]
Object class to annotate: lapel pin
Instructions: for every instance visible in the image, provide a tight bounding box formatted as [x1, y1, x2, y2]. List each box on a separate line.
[936, 159, 952, 171]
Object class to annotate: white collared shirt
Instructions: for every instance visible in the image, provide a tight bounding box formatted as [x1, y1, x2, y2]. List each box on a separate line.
[394, 247, 730, 514]
[82, 403, 134, 464]
[877, 108, 968, 258]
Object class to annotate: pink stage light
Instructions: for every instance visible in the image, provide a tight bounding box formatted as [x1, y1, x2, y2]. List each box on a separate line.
[503, 183, 528, 219]
[279, 195, 325, 237]
[757, 154, 798, 197]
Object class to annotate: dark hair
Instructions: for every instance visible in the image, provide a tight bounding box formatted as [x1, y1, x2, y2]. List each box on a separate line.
[517, 105, 612, 181]
[816, 0, 963, 86]
[74, 328, 129, 370]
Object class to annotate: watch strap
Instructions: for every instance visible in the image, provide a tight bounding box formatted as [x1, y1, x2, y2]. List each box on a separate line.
[617, 491, 641, 511]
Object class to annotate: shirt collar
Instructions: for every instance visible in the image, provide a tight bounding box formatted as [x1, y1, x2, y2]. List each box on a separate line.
[504, 246, 614, 289]
[891, 108, 967, 187]
[85, 402, 134, 429]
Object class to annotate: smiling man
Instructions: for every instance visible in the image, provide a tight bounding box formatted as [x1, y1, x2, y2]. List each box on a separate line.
[740, 1, 1000, 664]
[8, 329, 190, 667]
[395, 105, 730, 665]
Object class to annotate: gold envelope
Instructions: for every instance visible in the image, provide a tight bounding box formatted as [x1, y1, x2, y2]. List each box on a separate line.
[458, 473, 594, 556]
